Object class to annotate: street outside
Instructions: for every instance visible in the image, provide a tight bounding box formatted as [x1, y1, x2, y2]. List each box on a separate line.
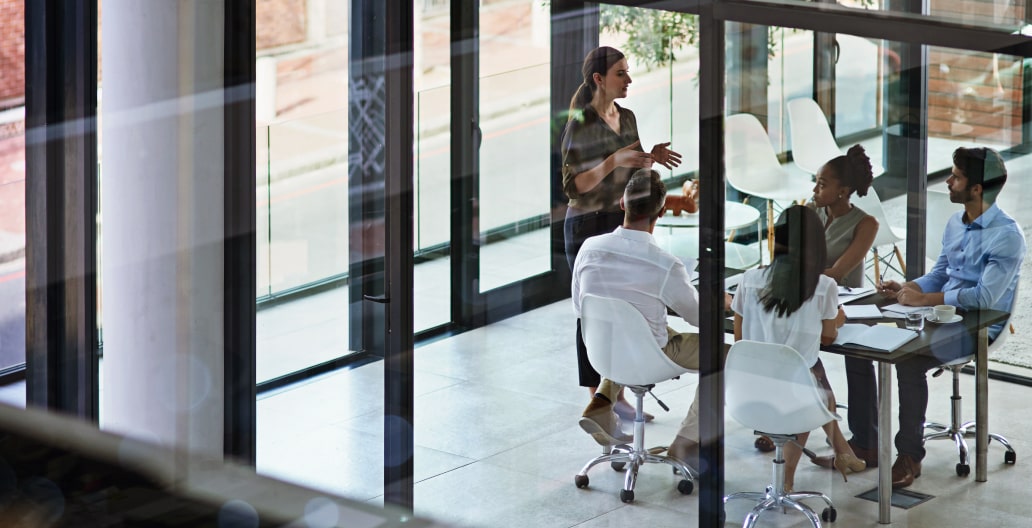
[0, 2, 870, 373]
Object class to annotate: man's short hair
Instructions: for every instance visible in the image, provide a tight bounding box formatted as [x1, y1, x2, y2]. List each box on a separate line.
[624, 169, 667, 222]
[953, 147, 1007, 203]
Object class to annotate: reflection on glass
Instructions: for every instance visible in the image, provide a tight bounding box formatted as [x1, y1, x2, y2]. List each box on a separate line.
[768, 28, 814, 152]
[415, 86, 451, 331]
[835, 34, 880, 137]
[477, 64, 552, 293]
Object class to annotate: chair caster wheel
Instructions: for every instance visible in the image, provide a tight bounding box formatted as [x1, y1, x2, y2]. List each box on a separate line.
[611, 461, 626, 472]
[677, 479, 693, 495]
[574, 474, 589, 488]
[822, 507, 837, 522]
[1005, 450, 1017, 464]
[620, 489, 634, 503]
[956, 463, 970, 477]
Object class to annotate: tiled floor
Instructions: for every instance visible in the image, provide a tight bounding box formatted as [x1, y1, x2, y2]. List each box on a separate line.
[255, 297, 1032, 527]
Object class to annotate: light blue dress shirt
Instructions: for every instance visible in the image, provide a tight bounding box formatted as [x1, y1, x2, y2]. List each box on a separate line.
[913, 203, 1026, 339]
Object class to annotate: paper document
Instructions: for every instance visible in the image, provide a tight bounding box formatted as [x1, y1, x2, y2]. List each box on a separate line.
[842, 305, 882, 319]
[833, 323, 919, 352]
[882, 303, 929, 315]
[838, 286, 875, 297]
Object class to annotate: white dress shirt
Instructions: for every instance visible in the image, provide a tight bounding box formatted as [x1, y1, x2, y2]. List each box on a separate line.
[572, 226, 700, 348]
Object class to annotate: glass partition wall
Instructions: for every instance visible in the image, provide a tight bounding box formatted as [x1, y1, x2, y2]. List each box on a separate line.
[256, 0, 1032, 522]
[17, 0, 1032, 525]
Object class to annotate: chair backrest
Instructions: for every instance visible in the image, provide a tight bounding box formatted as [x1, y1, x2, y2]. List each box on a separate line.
[852, 187, 904, 247]
[725, 340, 839, 434]
[580, 294, 693, 386]
[926, 188, 952, 265]
[786, 98, 842, 176]
[724, 113, 792, 197]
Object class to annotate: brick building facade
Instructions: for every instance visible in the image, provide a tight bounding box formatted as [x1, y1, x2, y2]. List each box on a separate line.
[0, 0, 25, 107]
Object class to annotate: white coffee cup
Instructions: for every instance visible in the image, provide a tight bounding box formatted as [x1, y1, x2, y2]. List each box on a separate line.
[932, 304, 956, 322]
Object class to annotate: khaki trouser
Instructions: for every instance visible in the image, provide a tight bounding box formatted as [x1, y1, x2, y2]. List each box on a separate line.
[596, 327, 703, 441]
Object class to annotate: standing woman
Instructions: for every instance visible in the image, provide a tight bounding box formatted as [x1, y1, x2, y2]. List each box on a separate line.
[732, 206, 865, 492]
[561, 46, 682, 414]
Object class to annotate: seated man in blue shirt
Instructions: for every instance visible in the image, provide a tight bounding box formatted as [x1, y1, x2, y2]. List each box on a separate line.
[847, 147, 1026, 488]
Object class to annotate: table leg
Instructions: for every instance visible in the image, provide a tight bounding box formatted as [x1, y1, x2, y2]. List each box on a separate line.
[755, 221, 762, 266]
[878, 362, 892, 524]
[976, 326, 989, 482]
[766, 200, 774, 263]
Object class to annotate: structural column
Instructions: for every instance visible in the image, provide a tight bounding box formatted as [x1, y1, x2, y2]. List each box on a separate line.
[101, 0, 240, 458]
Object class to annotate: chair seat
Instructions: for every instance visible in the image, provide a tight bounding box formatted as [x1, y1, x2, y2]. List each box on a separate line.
[941, 354, 975, 368]
[581, 295, 693, 386]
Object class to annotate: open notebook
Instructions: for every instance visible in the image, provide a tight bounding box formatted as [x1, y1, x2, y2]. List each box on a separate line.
[832, 323, 919, 352]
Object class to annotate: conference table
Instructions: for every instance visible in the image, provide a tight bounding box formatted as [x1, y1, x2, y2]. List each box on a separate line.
[822, 292, 1008, 524]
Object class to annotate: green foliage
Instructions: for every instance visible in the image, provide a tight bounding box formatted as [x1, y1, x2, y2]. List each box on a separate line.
[599, 6, 698, 69]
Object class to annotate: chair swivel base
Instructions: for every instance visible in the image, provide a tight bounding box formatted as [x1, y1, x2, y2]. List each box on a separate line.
[723, 433, 836, 527]
[924, 419, 1017, 476]
[573, 386, 694, 503]
[923, 365, 1017, 477]
[725, 487, 836, 527]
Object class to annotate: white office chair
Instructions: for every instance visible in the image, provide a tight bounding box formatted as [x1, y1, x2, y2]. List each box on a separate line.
[786, 98, 885, 177]
[725, 113, 815, 262]
[925, 188, 952, 268]
[923, 292, 1019, 476]
[723, 340, 838, 527]
[852, 188, 907, 285]
[574, 294, 695, 503]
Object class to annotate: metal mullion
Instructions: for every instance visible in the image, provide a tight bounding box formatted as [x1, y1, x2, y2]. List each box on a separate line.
[384, 0, 416, 510]
[25, 0, 99, 420]
[698, 6, 726, 528]
[451, 0, 480, 328]
[223, 0, 257, 465]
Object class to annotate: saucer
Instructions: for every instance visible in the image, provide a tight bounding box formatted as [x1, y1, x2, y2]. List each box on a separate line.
[926, 313, 962, 324]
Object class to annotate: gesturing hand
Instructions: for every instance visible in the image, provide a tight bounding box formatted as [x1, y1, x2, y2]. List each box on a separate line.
[613, 140, 654, 169]
[651, 142, 683, 170]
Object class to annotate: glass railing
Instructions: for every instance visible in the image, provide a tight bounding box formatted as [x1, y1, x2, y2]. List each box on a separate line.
[257, 109, 350, 299]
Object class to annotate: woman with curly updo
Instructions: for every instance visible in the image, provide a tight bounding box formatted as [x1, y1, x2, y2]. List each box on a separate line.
[810, 144, 879, 288]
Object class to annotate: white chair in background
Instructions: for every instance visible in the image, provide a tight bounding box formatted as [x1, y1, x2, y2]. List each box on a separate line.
[786, 97, 885, 177]
[853, 188, 907, 286]
[723, 340, 838, 527]
[725, 113, 815, 262]
[574, 294, 695, 503]
[925, 188, 952, 267]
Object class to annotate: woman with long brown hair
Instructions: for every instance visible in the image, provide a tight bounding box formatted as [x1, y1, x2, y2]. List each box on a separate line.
[561, 46, 682, 422]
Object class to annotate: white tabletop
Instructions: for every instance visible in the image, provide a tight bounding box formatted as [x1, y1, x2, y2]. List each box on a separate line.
[656, 198, 761, 231]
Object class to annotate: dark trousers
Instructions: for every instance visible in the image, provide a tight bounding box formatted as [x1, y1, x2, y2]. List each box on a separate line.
[845, 324, 975, 461]
[565, 207, 624, 388]
[846, 355, 941, 461]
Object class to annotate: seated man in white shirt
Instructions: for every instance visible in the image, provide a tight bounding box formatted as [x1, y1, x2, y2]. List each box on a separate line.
[572, 168, 707, 468]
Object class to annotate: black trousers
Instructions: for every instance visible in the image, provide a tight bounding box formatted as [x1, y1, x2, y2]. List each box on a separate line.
[565, 207, 624, 387]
